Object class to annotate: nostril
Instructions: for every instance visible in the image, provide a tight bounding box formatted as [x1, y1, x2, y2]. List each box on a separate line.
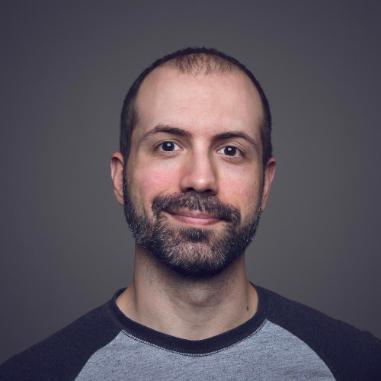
[184, 187, 217, 197]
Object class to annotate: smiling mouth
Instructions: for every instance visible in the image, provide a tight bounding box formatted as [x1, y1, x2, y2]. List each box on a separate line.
[165, 209, 222, 226]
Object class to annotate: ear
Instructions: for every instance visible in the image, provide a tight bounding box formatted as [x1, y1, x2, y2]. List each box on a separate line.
[110, 152, 125, 205]
[260, 157, 276, 210]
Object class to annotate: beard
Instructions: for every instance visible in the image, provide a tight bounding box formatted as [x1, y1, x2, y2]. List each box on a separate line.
[123, 181, 262, 280]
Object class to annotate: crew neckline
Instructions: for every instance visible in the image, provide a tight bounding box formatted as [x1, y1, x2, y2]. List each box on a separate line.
[107, 284, 268, 354]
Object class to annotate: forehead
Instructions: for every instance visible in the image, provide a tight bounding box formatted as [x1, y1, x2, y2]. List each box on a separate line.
[133, 65, 264, 140]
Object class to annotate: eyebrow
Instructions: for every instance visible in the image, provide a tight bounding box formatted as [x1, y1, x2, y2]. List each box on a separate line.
[213, 131, 258, 149]
[140, 125, 192, 142]
[140, 124, 258, 149]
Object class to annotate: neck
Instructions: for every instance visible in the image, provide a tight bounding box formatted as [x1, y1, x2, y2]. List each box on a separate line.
[116, 245, 258, 340]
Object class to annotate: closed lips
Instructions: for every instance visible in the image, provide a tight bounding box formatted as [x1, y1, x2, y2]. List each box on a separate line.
[166, 209, 221, 225]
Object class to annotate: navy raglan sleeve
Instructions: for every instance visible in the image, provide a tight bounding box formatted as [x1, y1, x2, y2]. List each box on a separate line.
[259, 286, 381, 380]
[0, 303, 121, 381]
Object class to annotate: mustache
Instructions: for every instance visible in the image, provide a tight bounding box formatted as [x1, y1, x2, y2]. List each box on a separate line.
[152, 191, 241, 224]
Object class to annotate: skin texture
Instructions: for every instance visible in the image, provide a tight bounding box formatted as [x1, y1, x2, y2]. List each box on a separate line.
[111, 65, 276, 340]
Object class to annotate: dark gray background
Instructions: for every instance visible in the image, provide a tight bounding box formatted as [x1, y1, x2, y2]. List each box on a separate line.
[1, 0, 380, 363]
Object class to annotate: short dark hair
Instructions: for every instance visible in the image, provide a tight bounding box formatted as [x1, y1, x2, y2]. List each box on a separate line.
[120, 47, 272, 165]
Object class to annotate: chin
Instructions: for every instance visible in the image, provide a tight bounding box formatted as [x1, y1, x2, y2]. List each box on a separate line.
[150, 241, 243, 281]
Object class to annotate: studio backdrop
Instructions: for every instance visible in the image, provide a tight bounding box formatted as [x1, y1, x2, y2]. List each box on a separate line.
[1, 0, 380, 363]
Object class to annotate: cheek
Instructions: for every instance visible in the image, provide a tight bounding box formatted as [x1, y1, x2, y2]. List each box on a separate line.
[129, 152, 178, 190]
[219, 166, 263, 212]
[129, 165, 176, 211]
[140, 170, 173, 194]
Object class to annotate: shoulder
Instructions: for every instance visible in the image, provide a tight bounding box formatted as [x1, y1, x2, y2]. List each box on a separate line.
[257, 285, 381, 380]
[0, 300, 121, 381]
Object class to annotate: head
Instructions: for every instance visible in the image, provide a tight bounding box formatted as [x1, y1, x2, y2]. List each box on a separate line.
[111, 47, 276, 279]
[120, 47, 272, 166]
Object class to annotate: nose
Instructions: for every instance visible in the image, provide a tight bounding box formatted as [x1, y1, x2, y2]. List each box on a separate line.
[179, 152, 218, 195]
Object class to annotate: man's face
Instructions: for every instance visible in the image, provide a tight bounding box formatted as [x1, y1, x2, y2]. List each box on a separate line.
[115, 66, 275, 279]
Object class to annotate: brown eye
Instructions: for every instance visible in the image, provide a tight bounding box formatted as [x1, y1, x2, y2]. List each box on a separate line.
[156, 141, 181, 153]
[218, 145, 242, 157]
[224, 146, 238, 156]
[161, 141, 176, 151]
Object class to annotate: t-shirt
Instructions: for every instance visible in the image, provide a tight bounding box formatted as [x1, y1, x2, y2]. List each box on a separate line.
[1, 285, 380, 380]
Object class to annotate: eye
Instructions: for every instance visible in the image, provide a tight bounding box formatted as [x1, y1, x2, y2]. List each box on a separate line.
[157, 141, 181, 152]
[217, 145, 243, 157]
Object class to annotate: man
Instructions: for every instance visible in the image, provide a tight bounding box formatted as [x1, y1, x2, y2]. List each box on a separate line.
[1, 47, 380, 380]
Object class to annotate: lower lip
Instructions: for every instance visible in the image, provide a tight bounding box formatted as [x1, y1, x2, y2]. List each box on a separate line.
[167, 213, 221, 226]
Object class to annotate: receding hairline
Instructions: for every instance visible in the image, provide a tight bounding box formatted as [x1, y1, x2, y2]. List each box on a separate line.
[167, 52, 238, 74]
[133, 54, 265, 124]
[141, 53, 252, 87]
